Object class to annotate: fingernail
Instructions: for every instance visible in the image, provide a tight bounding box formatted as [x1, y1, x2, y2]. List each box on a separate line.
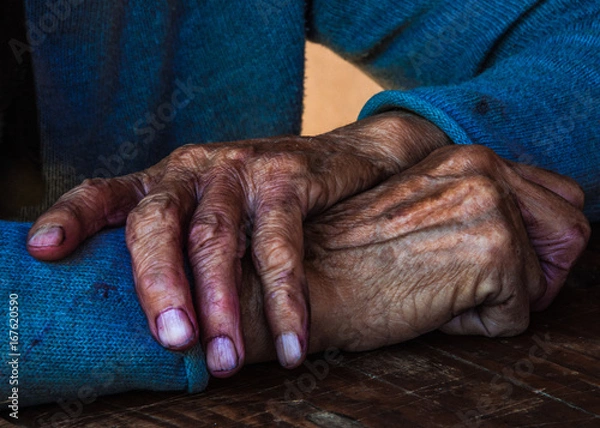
[206, 336, 238, 373]
[28, 226, 64, 248]
[156, 308, 194, 348]
[276, 332, 303, 368]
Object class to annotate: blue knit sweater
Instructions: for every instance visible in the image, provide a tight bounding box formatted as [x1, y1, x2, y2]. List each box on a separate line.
[1, 0, 599, 407]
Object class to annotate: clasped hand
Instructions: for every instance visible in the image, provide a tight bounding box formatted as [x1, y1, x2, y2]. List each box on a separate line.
[302, 145, 589, 352]
[26, 111, 448, 376]
[27, 113, 589, 376]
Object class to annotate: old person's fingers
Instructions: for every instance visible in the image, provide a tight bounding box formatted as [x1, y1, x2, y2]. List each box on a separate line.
[187, 173, 246, 377]
[27, 174, 147, 260]
[304, 166, 540, 348]
[437, 178, 545, 337]
[126, 171, 199, 351]
[503, 170, 590, 311]
[251, 188, 309, 369]
[407, 145, 590, 310]
[508, 162, 585, 209]
[28, 112, 453, 371]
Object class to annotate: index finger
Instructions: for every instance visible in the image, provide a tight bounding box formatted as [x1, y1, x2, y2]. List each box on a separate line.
[126, 174, 200, 350]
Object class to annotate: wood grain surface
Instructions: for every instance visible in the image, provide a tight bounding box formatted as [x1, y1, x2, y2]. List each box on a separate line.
[5, 223, 598, 428]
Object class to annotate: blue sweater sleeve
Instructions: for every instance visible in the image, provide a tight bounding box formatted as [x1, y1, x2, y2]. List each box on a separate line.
[0, 221, 208, 407]
[308, 0, 600, 221]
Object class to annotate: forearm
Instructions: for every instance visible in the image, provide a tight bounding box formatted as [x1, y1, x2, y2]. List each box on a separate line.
[309, 0, 600, 220]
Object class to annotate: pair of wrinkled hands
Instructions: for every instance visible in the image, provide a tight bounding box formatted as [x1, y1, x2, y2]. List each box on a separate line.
[26, 111, 590, 377]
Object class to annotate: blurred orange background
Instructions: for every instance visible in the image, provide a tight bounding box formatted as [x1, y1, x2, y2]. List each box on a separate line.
[302, 42, 382, 136]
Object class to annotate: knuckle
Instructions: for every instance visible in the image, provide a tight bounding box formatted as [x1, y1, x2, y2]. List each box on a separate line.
[441, 145, 499, 172]
[257, 236, 297, 264]
[188, 212, 238, 254]
[137, 192, 182, 214]
[168, 144, 206, 168]
[252, 152, 307, 178]
[560, 175, 586, 209]
[569, 220, 592, 250]
[50, 179, 115, 224]
[571, 179, 585, 210]
[253, 237, 298, 278]
[459, 144, 498, 163]
[477, 217, 517, 265]
[126, 194, 183, 238]
[201, 282, 234, 307]
[571, 185, 586, 210]
[78, 177, 111, 193]
[137, 272, 169, 295]
[220, 146, 255, 163]
[468, 175, 504, 203]
[455, 175, 508, 217]
[191, 211, 237, 237]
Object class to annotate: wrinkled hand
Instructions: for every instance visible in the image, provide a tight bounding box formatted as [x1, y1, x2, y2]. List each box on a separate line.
[26, 111, 449, 376]
[286, 145, 589, 352]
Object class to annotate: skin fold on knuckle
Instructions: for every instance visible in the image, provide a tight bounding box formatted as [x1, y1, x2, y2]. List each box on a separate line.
[198, 276, 239, 309]
[430, 144, 500, 177]
[248, 157, 306, 208]
[126, 192, 190, 241]
[253, 236, 306, 309]
[168, 143, 209, 169]
[188, 211, 238, 252]
[253, 234, 300, 278]
[130, 233, 184, 276]
[251, 152, 307, 180]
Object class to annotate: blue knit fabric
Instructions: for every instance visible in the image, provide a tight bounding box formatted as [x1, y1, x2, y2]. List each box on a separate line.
[17, 0, 599, 221]
[3, 0, 599, 407]
[308, 0, 600, 220]
[21, 0, 306, 218]
[0, 222, 208, 407]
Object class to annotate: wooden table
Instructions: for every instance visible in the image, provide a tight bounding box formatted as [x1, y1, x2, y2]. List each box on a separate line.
[7, 225, 600, 428]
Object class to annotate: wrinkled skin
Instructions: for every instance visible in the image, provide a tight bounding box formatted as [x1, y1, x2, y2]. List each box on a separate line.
[239, 145, 590, 362]
[26, 111, 450, 376]
[26, 107, 590, 373]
